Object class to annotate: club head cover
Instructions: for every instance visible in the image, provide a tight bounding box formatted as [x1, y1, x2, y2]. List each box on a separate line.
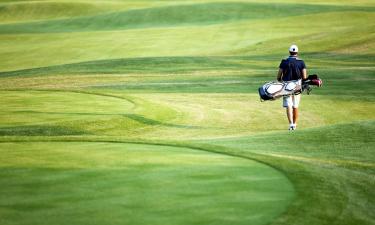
[311, 78, 322, 87]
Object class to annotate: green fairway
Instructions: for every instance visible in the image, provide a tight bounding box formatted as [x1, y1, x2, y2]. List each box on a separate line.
[0, 0, 374, 225]
[0, 142, 294, 225]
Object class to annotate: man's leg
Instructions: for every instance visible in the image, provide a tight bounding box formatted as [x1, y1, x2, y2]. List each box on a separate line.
[291, 95, 301, 129]
[283, 96, 294, 130]
[286, 107, 293, 125]
[293, 107, 298, 125]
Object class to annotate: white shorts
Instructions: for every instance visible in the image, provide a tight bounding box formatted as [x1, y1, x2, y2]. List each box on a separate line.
[283, 94, 301, 108]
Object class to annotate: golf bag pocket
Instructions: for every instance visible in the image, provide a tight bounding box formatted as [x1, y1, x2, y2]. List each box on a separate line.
[258, 86, 273, 101]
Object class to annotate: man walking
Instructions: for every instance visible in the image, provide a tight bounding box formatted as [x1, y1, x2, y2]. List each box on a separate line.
[277, 45, 307, 130]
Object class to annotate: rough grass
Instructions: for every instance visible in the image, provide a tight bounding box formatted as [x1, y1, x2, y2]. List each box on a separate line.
[0, 1, 374, 225]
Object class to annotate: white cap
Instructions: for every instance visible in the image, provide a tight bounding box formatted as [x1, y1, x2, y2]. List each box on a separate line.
[289, 44, 298, 53]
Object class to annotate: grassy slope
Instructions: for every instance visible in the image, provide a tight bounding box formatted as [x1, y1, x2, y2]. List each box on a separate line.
[0, 1, 374, 225]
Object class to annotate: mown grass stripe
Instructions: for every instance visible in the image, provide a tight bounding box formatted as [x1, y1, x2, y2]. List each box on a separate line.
[0, 2, 373, 33]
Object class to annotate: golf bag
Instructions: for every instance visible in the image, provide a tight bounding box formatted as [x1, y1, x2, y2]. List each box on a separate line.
[258, 74, 322, 101]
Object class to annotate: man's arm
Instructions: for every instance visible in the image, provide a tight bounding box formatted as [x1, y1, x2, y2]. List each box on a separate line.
[277, 68, 283, 82]
[302, 68, 307, 80]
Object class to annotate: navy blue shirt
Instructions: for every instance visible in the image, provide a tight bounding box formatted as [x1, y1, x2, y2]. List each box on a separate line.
[279, 56, 306, 81]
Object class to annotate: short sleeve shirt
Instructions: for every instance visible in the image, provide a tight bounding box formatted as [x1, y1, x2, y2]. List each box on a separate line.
[279, 56, 306, 81]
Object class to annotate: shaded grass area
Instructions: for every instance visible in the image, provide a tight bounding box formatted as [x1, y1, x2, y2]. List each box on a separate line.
[1, 54, 374, 76]
[0, 2, 373, 34]
[0, 56, 259, 76]
[0, 125, 86, 136]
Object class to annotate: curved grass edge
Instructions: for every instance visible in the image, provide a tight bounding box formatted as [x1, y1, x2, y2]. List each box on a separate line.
[0, 137, 298, 223]
[0, 138, 297, 225]
[0, 135, 372, 225]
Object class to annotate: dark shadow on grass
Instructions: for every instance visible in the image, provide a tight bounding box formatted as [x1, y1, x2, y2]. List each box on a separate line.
[0, 56, 270, 76]
[1, 54, 373, 76]
[12, 111, 203, 129]
[124, 114, 201, 129]
[0, 125, 87, 136]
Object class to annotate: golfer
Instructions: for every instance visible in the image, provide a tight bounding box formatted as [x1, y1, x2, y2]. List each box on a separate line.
[277, 44, 307, 130]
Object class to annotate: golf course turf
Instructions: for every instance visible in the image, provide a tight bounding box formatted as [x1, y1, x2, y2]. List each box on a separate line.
[0, 1, 374, 225]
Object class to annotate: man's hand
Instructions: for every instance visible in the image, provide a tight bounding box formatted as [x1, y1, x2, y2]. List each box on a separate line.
[277, 68, 283, 81]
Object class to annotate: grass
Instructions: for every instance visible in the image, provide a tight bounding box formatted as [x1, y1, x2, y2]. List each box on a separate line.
[0, 142, 294, 225]
[199, 121, 375, 225]
[0, 0, 374, 225]
[1, 3, 372, 34]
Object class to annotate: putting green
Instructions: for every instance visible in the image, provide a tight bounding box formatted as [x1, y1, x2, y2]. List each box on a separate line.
[0, 142, 294, 225]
